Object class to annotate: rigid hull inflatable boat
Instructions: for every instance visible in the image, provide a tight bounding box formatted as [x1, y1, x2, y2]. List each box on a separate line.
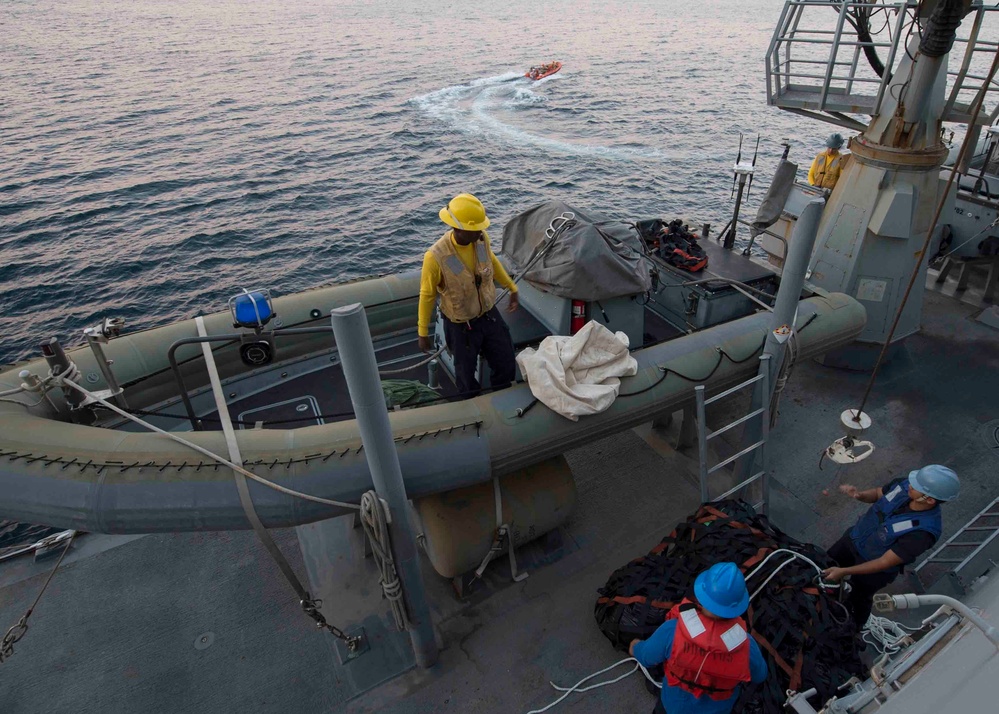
[525, 61, 562, 80]
[0, 203, 866, 578]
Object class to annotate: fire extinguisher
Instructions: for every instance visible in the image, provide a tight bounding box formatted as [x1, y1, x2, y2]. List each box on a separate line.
[570, 299, 586, 335]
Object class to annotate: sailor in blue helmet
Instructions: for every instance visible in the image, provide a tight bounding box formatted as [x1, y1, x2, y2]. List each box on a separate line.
[629, 562, 768, 714]
[822, 465, 960, 628]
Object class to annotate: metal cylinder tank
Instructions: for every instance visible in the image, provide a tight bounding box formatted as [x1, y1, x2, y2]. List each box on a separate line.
[414, 455, 577, 579]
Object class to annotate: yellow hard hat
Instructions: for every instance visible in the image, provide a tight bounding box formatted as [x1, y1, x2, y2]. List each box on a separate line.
[439, 193, 490, 231]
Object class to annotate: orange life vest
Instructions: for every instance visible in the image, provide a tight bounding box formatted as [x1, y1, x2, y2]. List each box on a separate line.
[664, 600, 751, 701]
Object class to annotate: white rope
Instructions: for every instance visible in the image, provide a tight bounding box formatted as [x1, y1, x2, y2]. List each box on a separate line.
[525, 658, 660, 714]
[769, 329, 798, 428]
[0, 394, 49, 408]
[1, 365, 73, 409]
[744, 548, 836, 601]
[377, 346, 445, 376]
[862, 614, 919, 656]
[360, 490, 409, 630]
[58, 380, 361, 510]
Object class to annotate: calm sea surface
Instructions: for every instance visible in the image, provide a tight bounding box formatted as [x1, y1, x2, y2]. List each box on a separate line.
[3, 0, 833, 363]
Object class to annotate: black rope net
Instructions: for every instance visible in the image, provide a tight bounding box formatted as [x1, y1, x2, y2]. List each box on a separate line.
[594, 500, 865, 713]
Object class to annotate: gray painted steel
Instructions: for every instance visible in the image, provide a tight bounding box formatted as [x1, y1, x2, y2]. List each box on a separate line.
[735, 198, 824, 480]
[330, 303, 439, 669]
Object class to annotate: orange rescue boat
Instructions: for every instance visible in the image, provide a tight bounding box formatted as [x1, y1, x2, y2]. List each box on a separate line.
[525, 61, 562, 81]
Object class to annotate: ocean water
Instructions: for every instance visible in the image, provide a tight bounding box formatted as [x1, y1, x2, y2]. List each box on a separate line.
[1, 0, 839, 364]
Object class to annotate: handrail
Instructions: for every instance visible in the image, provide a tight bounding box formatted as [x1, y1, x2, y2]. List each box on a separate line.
[168, 326, 334, 431]
[761, 0, 999, 122]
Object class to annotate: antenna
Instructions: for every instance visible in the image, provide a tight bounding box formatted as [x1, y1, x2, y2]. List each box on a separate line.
[780, 137, 791, 161]
[731, 132, 744, 199]
[747, 134, 761, 196]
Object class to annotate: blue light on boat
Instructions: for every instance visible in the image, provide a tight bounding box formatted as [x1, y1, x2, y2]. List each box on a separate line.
[231, 291, 273, 328]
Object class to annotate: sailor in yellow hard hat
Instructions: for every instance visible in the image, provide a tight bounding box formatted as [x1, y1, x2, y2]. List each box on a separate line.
[418, 193, 519, 397]
[807, 133, 846, 190]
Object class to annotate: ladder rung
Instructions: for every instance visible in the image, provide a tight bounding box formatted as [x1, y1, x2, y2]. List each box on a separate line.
[706, 408, 765, 441]
[940, 541, 985, 547]
[962, 526, 999, 531]
[716, 472, 766, 502]
[927, 558, 967, 564]
[955, 529, 999, 573]
[704, 375, 764, 406]
[709, 441, 766, 474]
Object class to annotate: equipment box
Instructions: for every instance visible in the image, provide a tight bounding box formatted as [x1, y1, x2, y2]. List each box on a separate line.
[645, 239, 778, 332]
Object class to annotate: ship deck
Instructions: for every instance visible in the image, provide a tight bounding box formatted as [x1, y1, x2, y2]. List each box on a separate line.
[1, 269, 997, 714]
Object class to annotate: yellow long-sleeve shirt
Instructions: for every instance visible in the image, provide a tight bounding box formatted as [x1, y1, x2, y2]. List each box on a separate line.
[808, 150, 844, 189]
[418, 231, 517, 336]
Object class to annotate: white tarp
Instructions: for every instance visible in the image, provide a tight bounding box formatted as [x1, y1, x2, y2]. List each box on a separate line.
[515, 321, 638, 421]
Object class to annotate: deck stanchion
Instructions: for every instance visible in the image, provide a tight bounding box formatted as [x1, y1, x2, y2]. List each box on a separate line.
[330, 303, 439, 669]
[734, 198, 825, 482]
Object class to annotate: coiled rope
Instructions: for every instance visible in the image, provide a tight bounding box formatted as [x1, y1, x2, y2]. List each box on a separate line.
[359, 490, 409, 630]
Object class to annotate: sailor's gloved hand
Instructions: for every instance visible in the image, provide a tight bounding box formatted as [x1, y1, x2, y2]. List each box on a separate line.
[507, 292, 519, 312]
[418, 336, 433, 353]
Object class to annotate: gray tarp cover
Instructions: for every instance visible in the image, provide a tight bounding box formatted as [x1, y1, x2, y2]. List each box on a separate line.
[501, 200, 652, 300]
[751, 159, 798, 237]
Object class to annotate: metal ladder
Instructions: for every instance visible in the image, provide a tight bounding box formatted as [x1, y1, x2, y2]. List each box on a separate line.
[694, 355, 772, 514]
[914, 495, 999, 592]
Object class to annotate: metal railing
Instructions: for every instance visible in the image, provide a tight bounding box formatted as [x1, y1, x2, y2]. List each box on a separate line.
[914, 494, 999, 593]
[766, 0, 999, 126]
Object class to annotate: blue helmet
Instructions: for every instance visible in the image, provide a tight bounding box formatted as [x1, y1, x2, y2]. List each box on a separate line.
[826, 133, 845, 149]
[909, 465, 960, 502]
[694, 562, 750, 619]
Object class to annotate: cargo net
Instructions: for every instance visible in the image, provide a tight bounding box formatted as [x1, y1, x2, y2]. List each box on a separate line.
[594, 500, 865, 713]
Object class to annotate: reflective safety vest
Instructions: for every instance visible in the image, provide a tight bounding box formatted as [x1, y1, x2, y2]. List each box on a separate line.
[429, 231, 496, 323]
[664, 600, 752, 701]
[808, 152, 842, 189]
[849, 479, 942, 567]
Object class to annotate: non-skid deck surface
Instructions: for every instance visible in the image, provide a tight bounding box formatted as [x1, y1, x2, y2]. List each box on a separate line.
[0, 529, 351, 713]
[0, 429, 705, 714]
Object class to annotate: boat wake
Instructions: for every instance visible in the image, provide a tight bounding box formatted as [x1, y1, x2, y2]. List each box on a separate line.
[410, 71, 662, 162]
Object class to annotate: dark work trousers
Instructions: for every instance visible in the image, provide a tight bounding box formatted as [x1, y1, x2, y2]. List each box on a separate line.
[442, 306, 516, 396]
[828, 530, 898, 628]
[653, 698, 667, 714]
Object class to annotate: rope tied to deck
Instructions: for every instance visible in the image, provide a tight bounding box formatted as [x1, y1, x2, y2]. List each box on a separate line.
[360, 491, 409, 631]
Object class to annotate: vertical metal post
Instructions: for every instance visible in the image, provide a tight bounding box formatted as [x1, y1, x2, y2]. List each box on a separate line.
[330, 304, 439, 669]
[85, 336, 128, 409]
[39, 338, 86, 411]
[724, 174, 747, 250]
[734, 199, 825, 480]
[695, 385, 709, 503]
[818, 4, 849, 110]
